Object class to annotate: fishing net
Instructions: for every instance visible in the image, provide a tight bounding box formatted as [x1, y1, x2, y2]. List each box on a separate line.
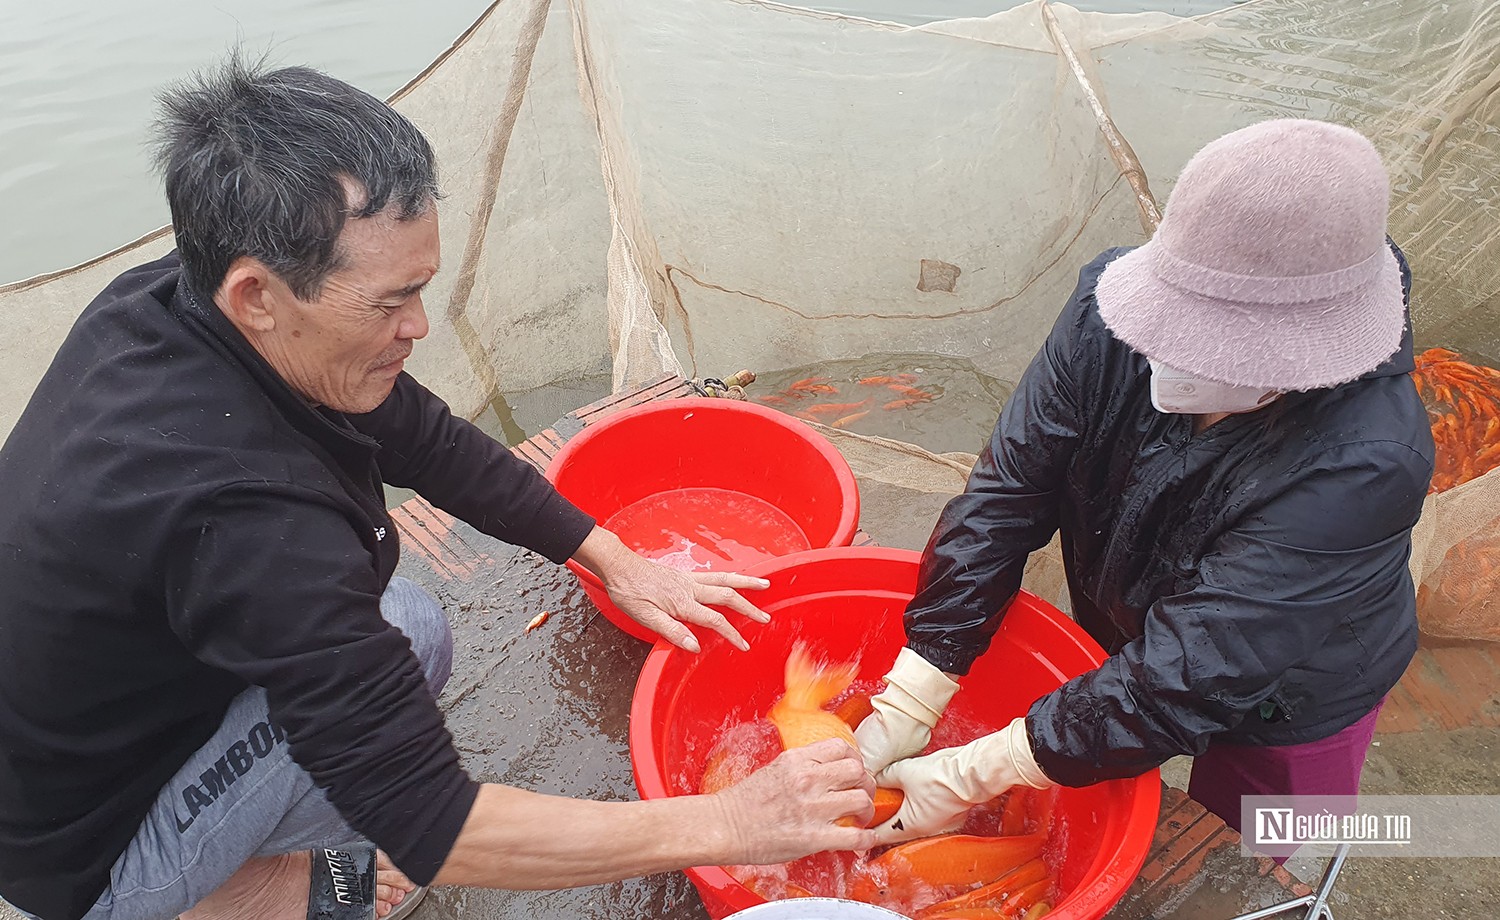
[0, 0, 1497, 636]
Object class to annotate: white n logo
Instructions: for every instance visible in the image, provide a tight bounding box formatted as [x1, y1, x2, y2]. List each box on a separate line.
[1256, 808, 1294, 844]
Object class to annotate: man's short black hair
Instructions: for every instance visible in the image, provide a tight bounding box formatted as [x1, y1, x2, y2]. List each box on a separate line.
[153, 53, 439, 299]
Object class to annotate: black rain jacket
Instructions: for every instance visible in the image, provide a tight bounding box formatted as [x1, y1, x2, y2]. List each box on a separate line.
[0, 253, 595, 919]
[904, 246, 1433, 787]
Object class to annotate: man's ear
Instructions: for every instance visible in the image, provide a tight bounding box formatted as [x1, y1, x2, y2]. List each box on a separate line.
[214, 258, 280, 334]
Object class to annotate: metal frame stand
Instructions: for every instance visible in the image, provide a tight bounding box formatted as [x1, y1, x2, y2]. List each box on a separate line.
[1226, 845, 1351, 920]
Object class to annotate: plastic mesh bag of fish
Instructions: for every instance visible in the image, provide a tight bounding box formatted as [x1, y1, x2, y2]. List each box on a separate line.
[1411, 348, 1500, 492]
[1417, 528, 1500, 643]
[1409, 348, 1500, 641]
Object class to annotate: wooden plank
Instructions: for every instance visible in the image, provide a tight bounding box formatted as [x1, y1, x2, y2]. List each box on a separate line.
[1412, 652, 1475, 730]
[401, 377, 703, 575]
[1139, 786, 1205, 867]
[1135, 800, 1220, 893]
[531, 428, 568, 458]
[512, 437, 552, 474]
[1259, 854, 1314, 898]
[1435, 646, 1496, 695]
[391, 500, 491, 584]
[1112, 788, 1313, 919]
[573, 375, 692, 423]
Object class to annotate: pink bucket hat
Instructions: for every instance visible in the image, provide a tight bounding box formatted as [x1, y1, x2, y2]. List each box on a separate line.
[1096, 119, 1405, 391]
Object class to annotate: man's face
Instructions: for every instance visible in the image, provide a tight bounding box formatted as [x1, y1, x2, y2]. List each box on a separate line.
[257, 205, 439, 414]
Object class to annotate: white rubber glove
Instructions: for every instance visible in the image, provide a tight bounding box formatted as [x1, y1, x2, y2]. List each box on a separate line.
[853, 647, 961, 776]
[870, 717, 1055, 844]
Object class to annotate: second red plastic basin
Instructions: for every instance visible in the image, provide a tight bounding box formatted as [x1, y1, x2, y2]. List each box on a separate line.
[630, 546, 1160, 919]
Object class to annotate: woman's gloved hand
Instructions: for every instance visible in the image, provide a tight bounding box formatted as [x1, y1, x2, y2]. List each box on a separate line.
[870, 716, 1055, 844]
[853, 647, 961, 775]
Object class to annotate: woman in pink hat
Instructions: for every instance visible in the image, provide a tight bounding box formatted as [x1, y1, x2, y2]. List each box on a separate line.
[851, 119, 1434, 850]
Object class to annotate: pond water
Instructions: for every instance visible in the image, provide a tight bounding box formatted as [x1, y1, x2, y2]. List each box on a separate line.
[1, 0, 1235, 285]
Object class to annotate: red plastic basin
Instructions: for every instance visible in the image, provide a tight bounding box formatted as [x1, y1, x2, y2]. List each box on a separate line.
[630, 547, 1159, 919]
[545, 398, 860, 642]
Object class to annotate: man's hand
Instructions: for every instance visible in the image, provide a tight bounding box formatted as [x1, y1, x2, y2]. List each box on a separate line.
[572, 526, 771, 652]
[713, 739, 877, 864]
[433, 741, 875, 890]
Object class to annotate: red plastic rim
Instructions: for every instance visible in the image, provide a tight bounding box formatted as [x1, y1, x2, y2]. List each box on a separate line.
[546, 398, 861, 642]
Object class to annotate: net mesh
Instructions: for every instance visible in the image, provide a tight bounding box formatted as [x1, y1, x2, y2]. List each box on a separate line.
[0, 0, 1496, 636]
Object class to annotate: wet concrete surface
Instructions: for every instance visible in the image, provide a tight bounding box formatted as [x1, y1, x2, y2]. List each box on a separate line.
[4, 493, 1496, 919]
[1158, 713, 1500, 919]
[1114, 839, 1314, 920]
[1328, 725, 1499, 920]
[397, 541, 711, 920]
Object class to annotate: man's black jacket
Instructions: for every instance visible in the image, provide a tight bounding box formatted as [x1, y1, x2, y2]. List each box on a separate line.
[0, 253, 595, 919]
[905, 247, 1433, 785]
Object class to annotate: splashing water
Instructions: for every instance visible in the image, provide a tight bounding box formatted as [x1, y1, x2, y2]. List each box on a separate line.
[699, 679, 1062, 915]
[699, 719, 781, 794]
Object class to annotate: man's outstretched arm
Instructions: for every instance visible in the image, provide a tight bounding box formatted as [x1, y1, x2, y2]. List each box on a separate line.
[433, 739, 876, 889]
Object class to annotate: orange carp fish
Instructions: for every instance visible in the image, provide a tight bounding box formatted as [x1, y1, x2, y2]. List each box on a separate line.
[714, 656, 1059, 914]
[769, 642, 860, 750]
[768, 643, 903, 826]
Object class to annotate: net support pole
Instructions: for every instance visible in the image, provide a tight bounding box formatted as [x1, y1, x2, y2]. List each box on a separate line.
[442, 0, 555, 414]
[1040, 1, 1163, 236]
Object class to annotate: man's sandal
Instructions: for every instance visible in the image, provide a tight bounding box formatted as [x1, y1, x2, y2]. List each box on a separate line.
[308, 846, 428, 920]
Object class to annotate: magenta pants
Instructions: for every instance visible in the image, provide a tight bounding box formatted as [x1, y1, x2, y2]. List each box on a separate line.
[1187, 701, 1384, 859]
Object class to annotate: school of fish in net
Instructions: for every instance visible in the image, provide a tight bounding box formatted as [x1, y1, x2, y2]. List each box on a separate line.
[754, 375, 937, 429]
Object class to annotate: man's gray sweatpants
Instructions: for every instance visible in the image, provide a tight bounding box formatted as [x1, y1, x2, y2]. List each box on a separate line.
[77, 577, 453, 920]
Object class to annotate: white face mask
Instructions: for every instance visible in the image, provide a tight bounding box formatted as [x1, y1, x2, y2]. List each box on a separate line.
[1148, 359, 1281, 415]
